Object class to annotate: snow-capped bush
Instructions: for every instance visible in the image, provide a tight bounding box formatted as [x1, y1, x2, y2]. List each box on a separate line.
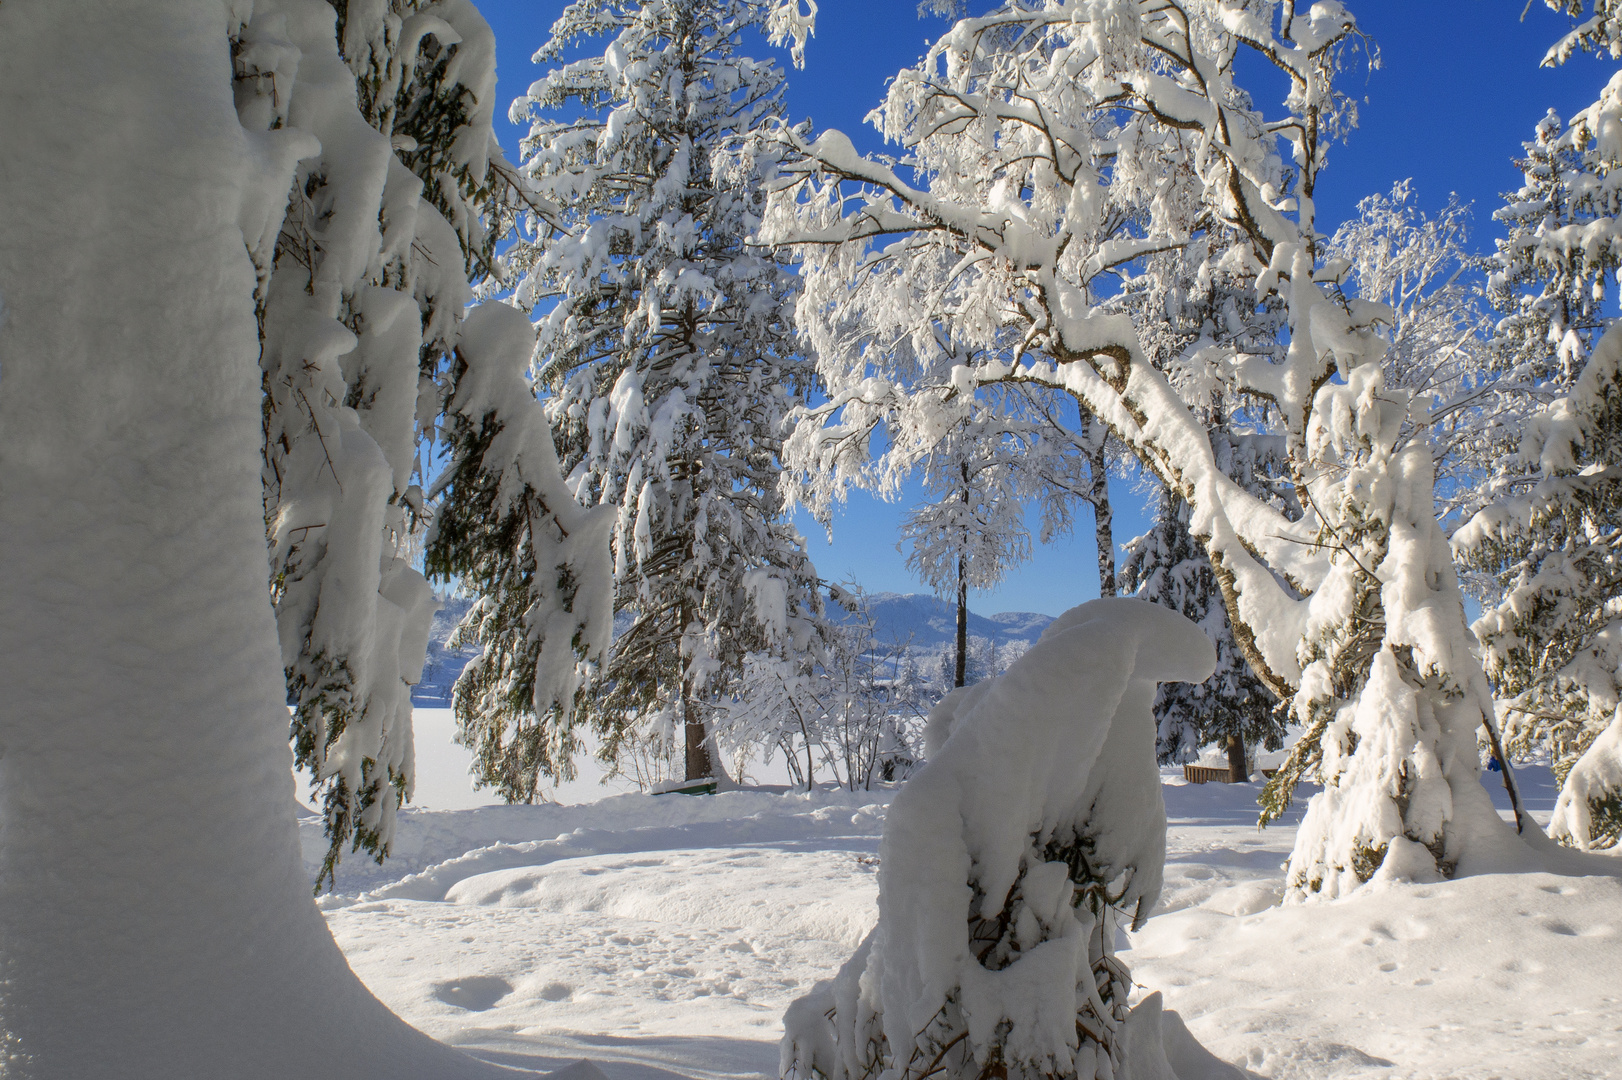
[781, 599, 1222, 1080]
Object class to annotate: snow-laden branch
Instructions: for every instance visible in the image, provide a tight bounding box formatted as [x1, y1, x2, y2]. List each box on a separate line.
[767, 0, 1552, 895]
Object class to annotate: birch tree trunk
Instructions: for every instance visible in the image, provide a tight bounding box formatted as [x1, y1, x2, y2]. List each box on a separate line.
[1084, 419, 1116, 598]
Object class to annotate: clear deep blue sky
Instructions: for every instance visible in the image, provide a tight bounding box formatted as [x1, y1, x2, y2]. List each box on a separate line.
[473, 0, 1619, 616]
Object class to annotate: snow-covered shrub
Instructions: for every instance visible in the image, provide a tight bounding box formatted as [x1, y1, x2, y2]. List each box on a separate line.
[781, 599, 1226, 1080]
[1550, 707, 1622, 849]
[718, 587, 928, 791]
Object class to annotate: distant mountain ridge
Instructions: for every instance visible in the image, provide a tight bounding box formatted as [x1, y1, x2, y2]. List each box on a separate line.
[849, 591, 1055, 650]
[412, 591, 1056, 706]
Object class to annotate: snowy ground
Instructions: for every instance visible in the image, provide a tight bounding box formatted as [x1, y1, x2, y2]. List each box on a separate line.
[309, 716, 1622, 1080]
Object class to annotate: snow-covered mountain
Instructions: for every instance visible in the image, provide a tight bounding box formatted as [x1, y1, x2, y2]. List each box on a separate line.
[845, 591, 1054, 650]
[414, 596, 478, 707]
[412, 592, 1056, 706]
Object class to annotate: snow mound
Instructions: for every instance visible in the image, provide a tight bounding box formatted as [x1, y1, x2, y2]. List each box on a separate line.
[308, 787, 891, 898]
[320, 750, 1622, 1080]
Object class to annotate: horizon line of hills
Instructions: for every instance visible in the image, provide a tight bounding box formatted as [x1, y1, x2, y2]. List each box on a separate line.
[414, 591, 1058, 707]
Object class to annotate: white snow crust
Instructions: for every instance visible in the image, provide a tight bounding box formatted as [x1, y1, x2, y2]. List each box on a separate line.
[312, 754, 1622, 1080]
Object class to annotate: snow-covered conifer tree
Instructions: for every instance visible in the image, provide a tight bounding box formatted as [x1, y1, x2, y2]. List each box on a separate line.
[496, 0, 825, 787]
[764, 0, 1554, 896]
[0, 2, 521, 1072]
[245, 0, 526, 882]
[782, 600, 1225, 1080]
[1456, 41, 1622, 847]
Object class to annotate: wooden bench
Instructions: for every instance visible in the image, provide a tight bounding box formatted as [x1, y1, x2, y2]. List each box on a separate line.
[1182, 764, 1279, 784]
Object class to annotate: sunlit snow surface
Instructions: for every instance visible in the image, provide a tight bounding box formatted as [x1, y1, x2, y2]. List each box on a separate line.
[311, 751, 1622, 1080]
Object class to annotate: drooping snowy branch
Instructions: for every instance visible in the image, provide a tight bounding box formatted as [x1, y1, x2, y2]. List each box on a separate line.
[240, 0, 603, 882]
[244, 0, 500, 884]
[425, 304, 617, 802]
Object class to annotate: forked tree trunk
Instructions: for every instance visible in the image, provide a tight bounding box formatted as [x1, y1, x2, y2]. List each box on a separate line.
[0, 5, 499, 1076]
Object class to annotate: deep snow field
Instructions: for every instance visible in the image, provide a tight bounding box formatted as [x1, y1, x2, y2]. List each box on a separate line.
[303, 712, 1622, 1080]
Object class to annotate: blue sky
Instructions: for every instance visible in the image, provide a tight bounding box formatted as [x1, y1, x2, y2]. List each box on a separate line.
[472, 0, 1619, 616]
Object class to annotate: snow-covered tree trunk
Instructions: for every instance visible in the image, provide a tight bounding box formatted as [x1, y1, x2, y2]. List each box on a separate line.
[0, 4, 501, 1074]
[1082, 418, 1116, 598]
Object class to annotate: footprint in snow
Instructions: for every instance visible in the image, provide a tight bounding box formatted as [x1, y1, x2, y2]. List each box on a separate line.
[431, 975, 513, 1011]
[537, 981, 573, 1001]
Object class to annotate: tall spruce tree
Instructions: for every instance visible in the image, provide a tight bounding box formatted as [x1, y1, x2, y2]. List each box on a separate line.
[494, 0, 825, 787]
[1458, 62, 1622, 847]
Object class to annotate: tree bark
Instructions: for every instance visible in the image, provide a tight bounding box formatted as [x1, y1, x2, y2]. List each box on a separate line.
[955, 553, 969, 688]
[1226, 734, 1249, 784]
[685, 693, 713, 781]
[1086, 420, 1116, 598]
[956, 463, 971, 687]
[0, 7, 499, 1074]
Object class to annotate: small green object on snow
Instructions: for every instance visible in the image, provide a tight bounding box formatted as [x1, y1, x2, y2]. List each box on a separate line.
[653, 778, 717, 796]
